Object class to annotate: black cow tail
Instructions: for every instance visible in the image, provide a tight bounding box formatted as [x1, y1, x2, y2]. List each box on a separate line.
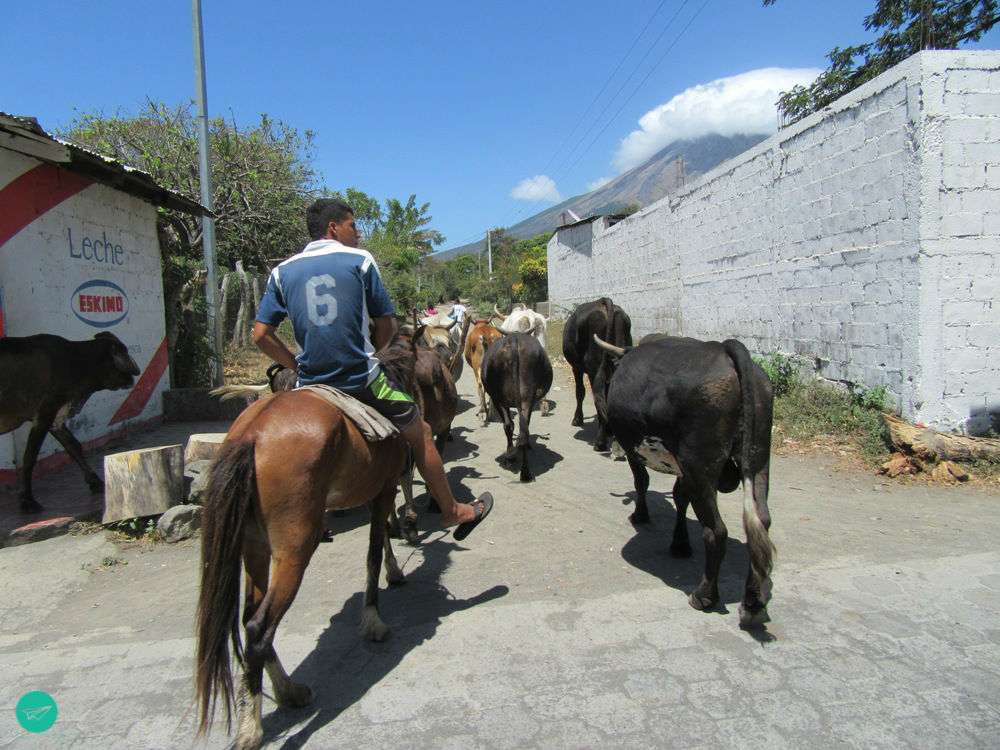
[723, 339, 775, 581]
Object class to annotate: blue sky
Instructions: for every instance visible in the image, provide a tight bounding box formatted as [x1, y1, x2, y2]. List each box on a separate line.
[5, 1, 999, 253]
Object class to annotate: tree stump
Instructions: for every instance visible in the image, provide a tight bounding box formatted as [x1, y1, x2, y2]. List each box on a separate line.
[184, 433, 227, 463]
[102, 445, 184, 524]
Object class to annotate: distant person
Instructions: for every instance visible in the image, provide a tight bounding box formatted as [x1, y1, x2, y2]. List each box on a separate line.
[449, 297, 467, 324]
[252, 197, 492, 540]
[424, 301, 437, 316]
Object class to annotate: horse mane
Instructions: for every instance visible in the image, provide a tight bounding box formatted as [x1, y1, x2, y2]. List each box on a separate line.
[376, 331, 419, 396]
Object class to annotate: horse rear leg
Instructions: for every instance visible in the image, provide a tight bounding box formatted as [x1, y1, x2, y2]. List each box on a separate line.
[362, 486, 398, 642]
[236, 539, 315, 750]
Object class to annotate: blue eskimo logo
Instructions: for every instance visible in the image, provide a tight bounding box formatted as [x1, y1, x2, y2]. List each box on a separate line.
[71, 280, 129, 328]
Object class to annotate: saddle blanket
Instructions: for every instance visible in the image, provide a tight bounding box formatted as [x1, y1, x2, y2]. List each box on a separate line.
[296, 384, 399, 441]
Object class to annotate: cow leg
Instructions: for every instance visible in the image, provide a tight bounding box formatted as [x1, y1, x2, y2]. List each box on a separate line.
[499, 407, 517, 469]
[17, 419, 55, 512]
[626, 454, 650, 525]
[740, 465, 775, 628]
[588, 373, 609, 452]
[571, 366, 585, 427]
[49, 424, 103, 492]
[686, 479, 727, 612]
[669, 477, 693, 557]
[516, 403, 533, 483]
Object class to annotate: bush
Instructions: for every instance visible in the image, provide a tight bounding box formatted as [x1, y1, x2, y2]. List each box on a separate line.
[754, 352, 799, 397]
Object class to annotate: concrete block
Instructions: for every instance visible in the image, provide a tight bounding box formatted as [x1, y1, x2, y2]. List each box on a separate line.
[103, 445, 184, 524]
[184, 433, 228, 464]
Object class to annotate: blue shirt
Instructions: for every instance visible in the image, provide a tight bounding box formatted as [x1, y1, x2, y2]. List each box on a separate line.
[255, 239, 395, 391]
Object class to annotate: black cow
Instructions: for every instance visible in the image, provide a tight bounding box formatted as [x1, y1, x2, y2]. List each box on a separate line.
[0, 332, 140, 513]
[595, 334, 775, 628]
[481, 332, 553, 482]
[562, 297, 632, 451]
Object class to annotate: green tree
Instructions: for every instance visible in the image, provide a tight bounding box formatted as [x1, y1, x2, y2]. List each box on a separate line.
[764, 1, 1000, 123]
[60, 101, 319, 385]
[347, 193, 445, 313]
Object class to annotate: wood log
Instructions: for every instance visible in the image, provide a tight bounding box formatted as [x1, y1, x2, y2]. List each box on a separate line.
[184, 433, 227, 463]
[102, 445, 184, 524]
[882, 414, 1000, 464]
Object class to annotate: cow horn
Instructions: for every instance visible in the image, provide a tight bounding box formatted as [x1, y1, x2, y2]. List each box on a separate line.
[593, 333, 625, 358]
[444, 318, 457, 330]
[492, 303, 507, 321]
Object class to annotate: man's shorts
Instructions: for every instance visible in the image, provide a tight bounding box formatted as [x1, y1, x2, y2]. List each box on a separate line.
[351, 369, 421, 433]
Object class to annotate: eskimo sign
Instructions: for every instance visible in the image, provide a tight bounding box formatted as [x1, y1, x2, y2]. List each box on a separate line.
[72, 280, 129, 328]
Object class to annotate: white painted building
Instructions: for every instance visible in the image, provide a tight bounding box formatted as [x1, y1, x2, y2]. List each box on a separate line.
[547, 51, 1000, 434]
[0, 113, 205, 479]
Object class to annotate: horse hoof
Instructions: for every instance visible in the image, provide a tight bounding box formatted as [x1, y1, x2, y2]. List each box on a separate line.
[19, 498, 43, 513]
[688, 591, 717, 612]
[739, 603, 770, 629]
[628, 510, 650, 525]
[275, 682, 314, 708]
[361, 607, 391, 642]
[669, 541, 693, 558]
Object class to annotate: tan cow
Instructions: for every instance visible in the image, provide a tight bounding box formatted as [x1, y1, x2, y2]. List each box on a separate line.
[464, 319, 504, 424]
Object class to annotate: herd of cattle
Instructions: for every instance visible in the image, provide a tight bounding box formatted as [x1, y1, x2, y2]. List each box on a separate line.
[0, 297, 775, 627]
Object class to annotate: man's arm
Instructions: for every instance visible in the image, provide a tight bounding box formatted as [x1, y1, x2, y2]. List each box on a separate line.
[252, 322, 299, 373]
[373, 316, 395, 351]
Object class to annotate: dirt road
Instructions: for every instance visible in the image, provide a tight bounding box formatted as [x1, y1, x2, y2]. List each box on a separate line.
[2, 360, 999, 749]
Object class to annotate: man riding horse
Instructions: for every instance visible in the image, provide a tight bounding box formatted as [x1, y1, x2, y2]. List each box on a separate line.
[252, 197, 493, 538]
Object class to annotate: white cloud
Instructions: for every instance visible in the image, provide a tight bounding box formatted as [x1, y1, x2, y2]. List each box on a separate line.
[586, 176, 613, 191]
[510, 175, 562, 203]
[612, 67, 821, 172]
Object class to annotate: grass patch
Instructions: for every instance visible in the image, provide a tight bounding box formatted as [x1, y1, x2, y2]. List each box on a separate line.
[772, 378, 892, 466]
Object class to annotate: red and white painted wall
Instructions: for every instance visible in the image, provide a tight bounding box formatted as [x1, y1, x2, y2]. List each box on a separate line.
[0, 147, 171, 478]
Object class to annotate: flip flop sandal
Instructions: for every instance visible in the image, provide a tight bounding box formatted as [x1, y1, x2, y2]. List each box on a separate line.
[453, 492, 493, 541]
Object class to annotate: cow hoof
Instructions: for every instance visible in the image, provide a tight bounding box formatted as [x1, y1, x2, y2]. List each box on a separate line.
[688, 591, 717, 611]
[739, 603, 770, 629]
[19, 498, 43, 513]
[628, 509, 650, 525]
[519, 471, 534, 483]
[571, 416, 583, 427]
[593, 442, 607, 452]
[669, 541, 693, 558]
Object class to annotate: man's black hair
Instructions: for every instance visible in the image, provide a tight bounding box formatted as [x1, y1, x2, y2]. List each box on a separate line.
[306, 198, 354, 240]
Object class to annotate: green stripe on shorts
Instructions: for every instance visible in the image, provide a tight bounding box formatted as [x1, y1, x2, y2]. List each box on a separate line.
[370, 370, 414, 402]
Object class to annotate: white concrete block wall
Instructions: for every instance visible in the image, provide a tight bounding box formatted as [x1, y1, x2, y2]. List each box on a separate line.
[548, 50, 1000, 433]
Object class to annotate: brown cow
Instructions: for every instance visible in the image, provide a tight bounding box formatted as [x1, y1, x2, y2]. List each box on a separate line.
[464, 319, 504, 424]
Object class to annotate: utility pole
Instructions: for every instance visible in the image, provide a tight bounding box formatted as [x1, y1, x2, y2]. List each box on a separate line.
[191, 0, 224, 386]
[487, 228, 493, 278]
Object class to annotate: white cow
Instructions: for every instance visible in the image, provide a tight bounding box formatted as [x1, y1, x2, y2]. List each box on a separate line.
[493, 303, 547, 352]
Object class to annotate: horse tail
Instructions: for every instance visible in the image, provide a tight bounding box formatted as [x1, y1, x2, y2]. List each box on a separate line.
[195, 439, 257, 737]
[723, 339, 775, 584]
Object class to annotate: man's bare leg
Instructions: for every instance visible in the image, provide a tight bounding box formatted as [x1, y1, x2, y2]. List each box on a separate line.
[400, 420, 482, 527]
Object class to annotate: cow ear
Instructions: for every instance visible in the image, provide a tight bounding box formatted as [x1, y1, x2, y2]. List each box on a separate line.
[95, 332, 140, 374]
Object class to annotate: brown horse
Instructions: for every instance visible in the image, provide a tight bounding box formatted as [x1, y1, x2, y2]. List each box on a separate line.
[195, 336, 419, 750]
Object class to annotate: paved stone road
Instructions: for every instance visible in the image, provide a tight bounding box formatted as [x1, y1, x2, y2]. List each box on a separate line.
[2, 361, 999, 749]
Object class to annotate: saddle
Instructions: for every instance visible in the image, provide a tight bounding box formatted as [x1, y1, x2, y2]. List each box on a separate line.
[296, 384, 398, 441]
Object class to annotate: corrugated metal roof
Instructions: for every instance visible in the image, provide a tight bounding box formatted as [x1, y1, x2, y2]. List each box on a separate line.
[0, 111, 209, 216]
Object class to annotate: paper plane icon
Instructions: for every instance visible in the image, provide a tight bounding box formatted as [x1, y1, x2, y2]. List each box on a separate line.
[20, 705, 53, 722]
